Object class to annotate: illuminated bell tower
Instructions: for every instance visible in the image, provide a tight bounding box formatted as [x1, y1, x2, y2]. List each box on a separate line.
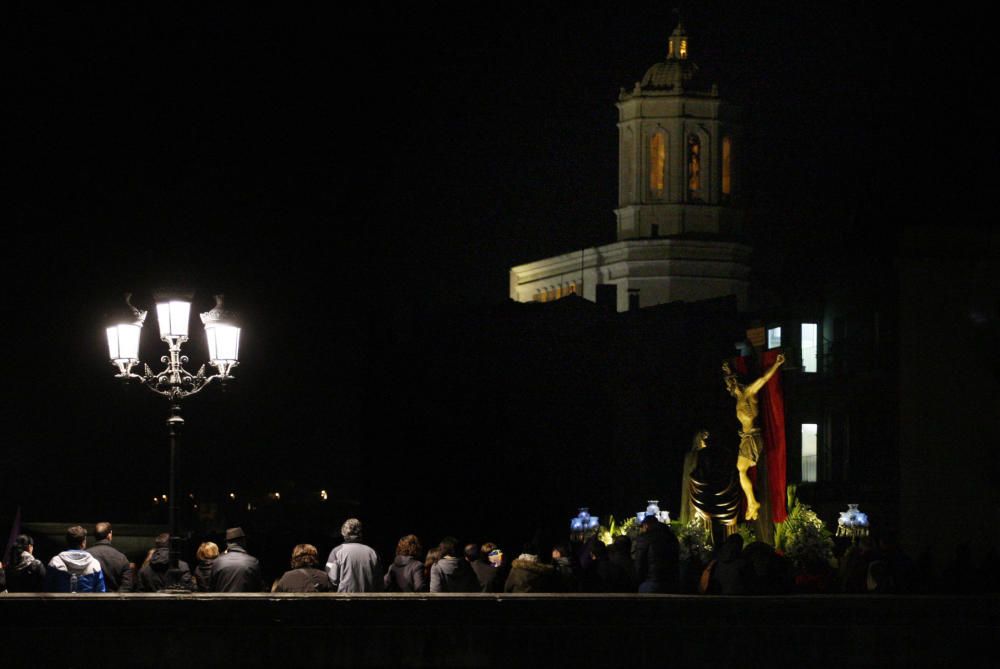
[616, 22, 743, 239]
[509, 21, 751, 311]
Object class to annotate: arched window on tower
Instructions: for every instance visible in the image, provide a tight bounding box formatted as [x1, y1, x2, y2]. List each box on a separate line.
[649, 131, 667, 199]
[687, 135, 702, 201]
[721, 136, 733, 199]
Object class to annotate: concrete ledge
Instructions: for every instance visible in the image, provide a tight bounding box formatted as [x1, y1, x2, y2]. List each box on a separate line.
[2, 594, 995, 667]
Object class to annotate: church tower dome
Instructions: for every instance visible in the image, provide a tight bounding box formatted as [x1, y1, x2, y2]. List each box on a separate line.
[616, 21, 741, 240]
[510, 21, 751, 312]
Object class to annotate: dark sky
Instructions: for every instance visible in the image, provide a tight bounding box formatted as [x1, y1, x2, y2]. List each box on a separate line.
[4, 4, 990, 536]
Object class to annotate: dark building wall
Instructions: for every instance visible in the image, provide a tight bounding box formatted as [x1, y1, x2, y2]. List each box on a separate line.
[897, 228, 999, 568]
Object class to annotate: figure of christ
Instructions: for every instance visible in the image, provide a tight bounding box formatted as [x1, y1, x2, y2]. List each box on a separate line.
[722, 354, 785, 520]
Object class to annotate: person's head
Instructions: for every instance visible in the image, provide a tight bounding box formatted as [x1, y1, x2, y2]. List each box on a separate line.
[718, 532, 744, 560]
[488, 549, 504, 568]
[15, 534, 34, 555]
[154, 532, 170, 549]
[639, 516, 660, 533]
[521, 542, 539, 557]
[425, 547, 442, 568]
[94, 522, 113, 542]
[396, 534, 422, 558]
[66, 525, 87, 549]
[611, 535, 631, 554]
[341, 518, 363, 543]
[551, 543, 570, 560]
[226, 527, 247, 547]
[290, 544, 320, 569]
[590, 541, 608, 561]
[464, 543, 480, 562]
[197, 541, 219, 561]
[438, 537, 459, 558]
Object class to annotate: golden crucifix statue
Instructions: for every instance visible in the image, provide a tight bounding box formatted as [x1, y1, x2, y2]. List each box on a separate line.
[722, 354, 785, 520]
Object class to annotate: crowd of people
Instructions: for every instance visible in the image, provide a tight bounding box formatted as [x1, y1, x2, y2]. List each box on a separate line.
[0, 516, 971, 595]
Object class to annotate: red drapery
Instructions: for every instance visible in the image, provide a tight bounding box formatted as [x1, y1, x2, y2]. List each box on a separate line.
[733, 352, 787, 524]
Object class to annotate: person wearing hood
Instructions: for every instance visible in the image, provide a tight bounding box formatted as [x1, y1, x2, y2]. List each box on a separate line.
[86, 522, 135, 592]
[137, 532, 194, 592]
[193, 541, 219, 592]
[503, 543, 559, 593]
[5, 534, 46, 592]
[211, 527, 262, 592]
[45, 526, 106, 593]
[429, 537, 479, 593]
[384, 534, 428, 592]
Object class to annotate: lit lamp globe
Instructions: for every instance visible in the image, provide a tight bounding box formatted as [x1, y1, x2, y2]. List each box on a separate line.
[107, 295, 147, 377]
[156, 299, 192, 341]
[200, 295, 240, 377]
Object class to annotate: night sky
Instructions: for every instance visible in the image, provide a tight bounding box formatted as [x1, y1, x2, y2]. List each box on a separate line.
[4, 4, 991, 556]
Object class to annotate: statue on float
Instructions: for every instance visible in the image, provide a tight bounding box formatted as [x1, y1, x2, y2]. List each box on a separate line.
[722, 353, 785, 520]
[680, 429, 740, 540]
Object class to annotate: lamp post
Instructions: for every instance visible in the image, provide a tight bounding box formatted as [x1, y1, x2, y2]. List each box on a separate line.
[107, 293, 240, 591]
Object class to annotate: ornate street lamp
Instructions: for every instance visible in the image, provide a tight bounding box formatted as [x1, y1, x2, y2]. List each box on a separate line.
[107, 293, 240, 591]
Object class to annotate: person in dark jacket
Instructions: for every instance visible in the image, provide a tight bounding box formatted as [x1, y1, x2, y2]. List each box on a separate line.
[743, 541, 793, 595]
[193, 541, 219, 592]
[710, 533, 747, 595]
[467, 542, 503, 593]
[504, 544, 559, 593]
[430, 537, 479, 593]
[608, 536, 636, 589]
[582, 541, 633, 593]
[551, 543, 578, 592]
[385, 534, 428, 592]
[86, 522, 134, 592]
[634, 516, 680, 593]
[273, 544, 332, 593]
[5, 534, 46, 592]
[211, 527, 263, 593]
[137, 533, 194, 592]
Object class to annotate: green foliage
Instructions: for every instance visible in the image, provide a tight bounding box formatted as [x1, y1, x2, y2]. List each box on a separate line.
[675, 518, 713, 564]
[774, 487, 834, 567]
[597, 515, 638, 546]
[734, 523, 757, 546]
[774, 484, 801, 552]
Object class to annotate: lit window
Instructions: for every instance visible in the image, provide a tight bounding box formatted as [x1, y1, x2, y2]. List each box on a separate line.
[801, 323, 818, 373]
[801, 424, 818, 482]
[721, 136, 732, 196]
[679, 39, 688, 59]
[650, 132, 666, 197]
[668, 40, 674, 59]
[767, 326, 782, 349]
[687, 135, 701, 201]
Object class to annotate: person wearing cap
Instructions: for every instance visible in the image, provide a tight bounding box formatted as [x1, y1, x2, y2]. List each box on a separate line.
[325, 518, 382, 593]
[211, 527, 263, 592]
